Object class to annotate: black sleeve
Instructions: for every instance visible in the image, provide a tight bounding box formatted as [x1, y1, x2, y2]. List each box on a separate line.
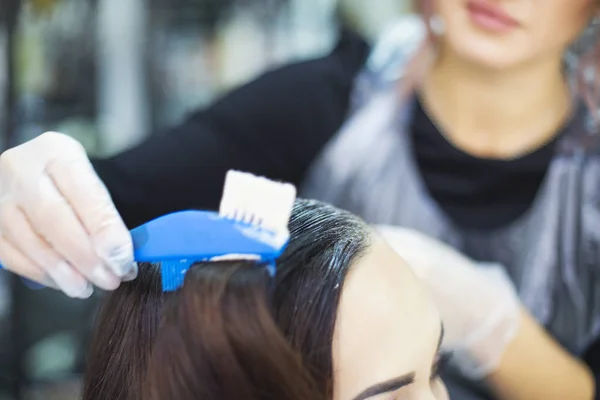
[583, 338, 600, 399]
[92, 29, 370, 229]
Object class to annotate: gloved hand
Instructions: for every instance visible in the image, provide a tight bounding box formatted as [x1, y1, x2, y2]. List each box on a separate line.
[0, 132, 136, 298]
[376, 225, 522, 380]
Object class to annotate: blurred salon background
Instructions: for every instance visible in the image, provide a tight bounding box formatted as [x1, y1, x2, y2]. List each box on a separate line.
[0, 0, 413, 398]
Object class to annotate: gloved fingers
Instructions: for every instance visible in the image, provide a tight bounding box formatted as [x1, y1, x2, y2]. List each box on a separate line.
[469, 264, 520, 309]
[44, 154, 135, 278]
[449, 304, 521, 379]
[376, 225, 473, 265]
[122, 262, 139, 282]
[0, 234, 96, 298]
[0, 201, 98, 297]
[375, 225, 522, 379]
[437, 266, 521, 378]
[375, 225, 434, 277]
[476, 263, 518, 289]
[18, 172, 121, 291]
[0, 132, 133, 294]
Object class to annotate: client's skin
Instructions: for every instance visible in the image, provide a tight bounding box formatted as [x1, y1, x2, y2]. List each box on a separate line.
[334, 238, 448, 400]
[83, 199, 448, 400]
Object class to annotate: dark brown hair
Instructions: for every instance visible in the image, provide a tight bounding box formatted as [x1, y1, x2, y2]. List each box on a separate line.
[83, 199, 370, 400]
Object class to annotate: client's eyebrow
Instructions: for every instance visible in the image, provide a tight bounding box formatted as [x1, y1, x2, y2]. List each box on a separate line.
[352, 323, 445, 400]
[351, 373, 415, 400]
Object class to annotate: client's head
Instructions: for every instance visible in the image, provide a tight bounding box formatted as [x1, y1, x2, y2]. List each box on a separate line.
[83, 199, 448, 400]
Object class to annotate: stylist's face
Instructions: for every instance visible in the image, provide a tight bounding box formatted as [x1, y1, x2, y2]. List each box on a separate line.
[434, 0, 597, 69]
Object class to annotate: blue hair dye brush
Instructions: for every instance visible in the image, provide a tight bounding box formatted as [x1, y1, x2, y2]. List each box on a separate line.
[0, 171, 297, 293]
[135, 170, 296, 291]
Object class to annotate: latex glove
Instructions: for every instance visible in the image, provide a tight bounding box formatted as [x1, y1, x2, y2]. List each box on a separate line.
[376, 225, 521, 380]
[0, 132, 136, 298]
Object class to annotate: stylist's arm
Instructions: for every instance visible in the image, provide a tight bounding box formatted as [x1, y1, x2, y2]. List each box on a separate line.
[378, 226, 595, 400]
[0, 132, 135, 298]
[0, 33, 362, 298]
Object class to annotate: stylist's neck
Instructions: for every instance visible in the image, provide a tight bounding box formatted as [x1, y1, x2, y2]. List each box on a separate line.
[419, 45, 572, 159]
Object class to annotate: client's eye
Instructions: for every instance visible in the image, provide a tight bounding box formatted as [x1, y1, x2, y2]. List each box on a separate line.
[430, 352, 451, 381]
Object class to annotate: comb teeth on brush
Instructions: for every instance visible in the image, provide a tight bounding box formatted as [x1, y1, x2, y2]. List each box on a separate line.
[151, 170, 297, 291]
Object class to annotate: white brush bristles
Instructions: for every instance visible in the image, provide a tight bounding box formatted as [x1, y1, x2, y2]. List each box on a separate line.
[219, 170, 297, 236]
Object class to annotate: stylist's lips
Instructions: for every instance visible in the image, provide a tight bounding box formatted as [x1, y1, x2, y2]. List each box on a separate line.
[466, 0, 519, 33]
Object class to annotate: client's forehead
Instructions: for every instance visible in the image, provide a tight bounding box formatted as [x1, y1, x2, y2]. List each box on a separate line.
[331, 239, 440, 400]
